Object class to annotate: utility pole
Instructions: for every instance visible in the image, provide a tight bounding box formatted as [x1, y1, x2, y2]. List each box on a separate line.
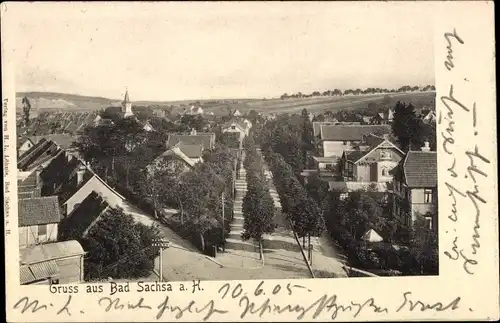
[152, 238, 170, 281]
[221, 191, 225, 252]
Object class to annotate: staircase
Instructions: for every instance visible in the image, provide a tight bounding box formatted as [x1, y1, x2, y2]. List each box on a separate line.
[225, 160, 256, 252]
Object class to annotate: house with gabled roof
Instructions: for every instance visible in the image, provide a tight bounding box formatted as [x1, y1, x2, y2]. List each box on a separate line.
[143, 120, 156, 132]
[318, 124, 391, 158]
[339, 134, 404, 182]
[422, 110, 436, 124]
[39, 152, 126, 217]
[147, 143, 200, 176]
[222, 120, 249, 147]
[390, 143, 437, 232]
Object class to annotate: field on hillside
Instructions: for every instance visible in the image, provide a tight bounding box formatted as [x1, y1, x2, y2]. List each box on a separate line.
[239, 92, 436, 115]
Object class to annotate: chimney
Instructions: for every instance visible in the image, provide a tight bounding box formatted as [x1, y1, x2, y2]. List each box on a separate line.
[421, 141, 430, 152]
[77, 165, 86, 185]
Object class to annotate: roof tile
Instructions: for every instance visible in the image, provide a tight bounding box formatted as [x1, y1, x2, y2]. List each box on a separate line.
[19, 196, 61, 226]
[403, 151, 437, 187]
[320, 125, 391, 141]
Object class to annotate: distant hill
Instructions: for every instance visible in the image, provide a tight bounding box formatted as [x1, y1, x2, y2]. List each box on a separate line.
[15, 91, 251, 114]
[16, 91, 435, 117]
[16, 92, 119, 116]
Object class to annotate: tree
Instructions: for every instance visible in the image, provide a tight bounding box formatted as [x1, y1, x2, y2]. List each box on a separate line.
[217, 132, 240, 149]
[391, 101, 426, 151]
[82, 207, 161, 280]
[241, 146, 275, 258]
[409, 216, 438, 275]
[179, 114, 207, 132]
[305, 172, 329, 209]
[337, 192, 385, 240]
[22, 97, 31, 127]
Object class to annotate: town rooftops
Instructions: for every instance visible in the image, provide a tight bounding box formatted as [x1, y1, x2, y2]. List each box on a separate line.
[20, 240, 85, 265]
[319, 125, 391, 141]
[28, 134, 77, 150]
[402, 150, 437, 188]
[19, 196, 61, 227]
[17, 138, 61, 171]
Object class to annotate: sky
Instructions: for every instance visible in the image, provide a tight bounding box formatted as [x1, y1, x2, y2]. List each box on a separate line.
[9, 2, 435, 101]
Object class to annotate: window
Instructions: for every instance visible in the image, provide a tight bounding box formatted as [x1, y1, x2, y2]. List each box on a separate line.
[38, 224, 47, 236]
[381, 167, 388, 176]
[231, 125, 236, 130]
[424, 217, 432, 230]
[424, 189, 433, 203]
[380, 151, 392, 160]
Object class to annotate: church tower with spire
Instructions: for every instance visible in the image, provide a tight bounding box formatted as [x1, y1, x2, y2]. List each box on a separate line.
[122, 88, 134, 118]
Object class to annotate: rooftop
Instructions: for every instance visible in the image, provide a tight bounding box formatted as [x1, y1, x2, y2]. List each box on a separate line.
[403, 150, 437, 188]
[19, 196, 61, 226]
[167, 132, 215, 150]
[178, 142, 204, 158]
[20, 240, 85, 265]
[28, 134, 77, 150]
[320, 125, 391, 141]
[59, 191, 110, 240]
[17, 139, 61, 171]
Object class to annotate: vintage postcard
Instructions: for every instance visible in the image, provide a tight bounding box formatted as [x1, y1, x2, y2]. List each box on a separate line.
[2, 1, 498, 322]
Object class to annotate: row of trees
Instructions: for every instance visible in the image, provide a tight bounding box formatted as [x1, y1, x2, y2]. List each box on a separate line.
[262, 148, 325, 263]
[241, 135, 275, 258]
[280, 85, 435, 100]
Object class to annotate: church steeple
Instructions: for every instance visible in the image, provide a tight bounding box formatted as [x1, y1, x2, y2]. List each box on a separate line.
[122, 88, 134, 118]
[123, 89, 130, 104]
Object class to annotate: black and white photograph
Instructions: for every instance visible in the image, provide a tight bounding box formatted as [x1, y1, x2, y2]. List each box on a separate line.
[13, 3, 440, 285]
[3, 3, 498, 322]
